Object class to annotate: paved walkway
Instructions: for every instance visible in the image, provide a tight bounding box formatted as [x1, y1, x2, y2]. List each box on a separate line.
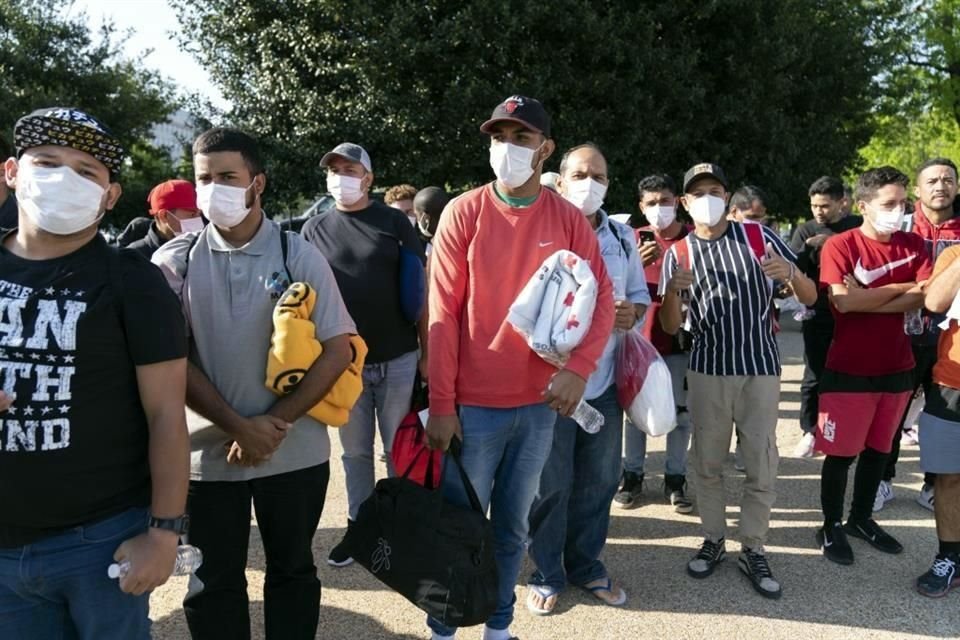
[150, 325, 960, 639]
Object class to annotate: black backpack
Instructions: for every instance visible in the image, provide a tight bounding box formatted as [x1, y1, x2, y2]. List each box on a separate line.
[340, 440, 498, 627]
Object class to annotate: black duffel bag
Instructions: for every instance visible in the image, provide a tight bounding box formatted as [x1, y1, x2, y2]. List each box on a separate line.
[340, 439, 498, 628]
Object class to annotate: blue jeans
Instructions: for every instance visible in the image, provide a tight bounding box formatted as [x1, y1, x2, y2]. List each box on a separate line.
[427, 402, 556, 636]
[0, 507, 151, 640]
[528, 385, 623, 591]
[623, 353, 692, 476]
[339, 350, 418, 520]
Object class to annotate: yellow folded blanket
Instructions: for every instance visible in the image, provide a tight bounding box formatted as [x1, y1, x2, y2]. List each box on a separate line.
[265, 282, 367, 426]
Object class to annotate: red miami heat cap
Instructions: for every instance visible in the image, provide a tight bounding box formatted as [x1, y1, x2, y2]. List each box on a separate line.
[13, 107, 126, 176]
[148, 179, 199, 216]
[480, 95, 551, 138]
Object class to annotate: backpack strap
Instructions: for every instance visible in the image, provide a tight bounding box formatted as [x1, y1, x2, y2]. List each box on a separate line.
[606, 218, 634, 258]
[674, 234, 692, 270]
[743, 222, 767, 262]
[279, 230, 293, 282]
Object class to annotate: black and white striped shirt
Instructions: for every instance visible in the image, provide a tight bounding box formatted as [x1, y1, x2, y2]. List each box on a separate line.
[658, 222, 797, 376]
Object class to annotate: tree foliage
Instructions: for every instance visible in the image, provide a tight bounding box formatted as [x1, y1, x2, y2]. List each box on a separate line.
[0, 0, 179, 226]
[174, 0, 886, 217]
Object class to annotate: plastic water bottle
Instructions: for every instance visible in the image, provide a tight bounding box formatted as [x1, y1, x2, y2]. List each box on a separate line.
[108, 544, 203, 580]
[570, 400, 605, 434]
[904, 309, 924, 335]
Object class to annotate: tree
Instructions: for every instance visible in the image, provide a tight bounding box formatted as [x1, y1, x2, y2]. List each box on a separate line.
[174, 0, 886, 217]
[0, 0, 180, 226]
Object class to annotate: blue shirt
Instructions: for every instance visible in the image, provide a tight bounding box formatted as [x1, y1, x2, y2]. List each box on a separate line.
[585, 211, 651, 400]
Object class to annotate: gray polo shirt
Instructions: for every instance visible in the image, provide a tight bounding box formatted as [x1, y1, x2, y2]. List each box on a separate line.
[152, 216, 356, 481]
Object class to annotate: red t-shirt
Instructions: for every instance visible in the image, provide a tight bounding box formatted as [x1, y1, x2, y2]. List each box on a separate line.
[637, 224, 692, 355]
[820, 228, 933, 376]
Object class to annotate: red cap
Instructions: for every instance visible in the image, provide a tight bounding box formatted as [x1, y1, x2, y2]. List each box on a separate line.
[147, 179, 198, 216]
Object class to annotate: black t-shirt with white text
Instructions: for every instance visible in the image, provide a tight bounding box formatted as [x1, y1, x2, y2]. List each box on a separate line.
[301, 200, 425, 363]
[0, 233, 187, 547]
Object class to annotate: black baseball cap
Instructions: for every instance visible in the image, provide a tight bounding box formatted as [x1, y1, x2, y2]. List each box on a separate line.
[683, 162, 728, 193]
[480, 95, 551, 138]
[14, 107, 125, 176]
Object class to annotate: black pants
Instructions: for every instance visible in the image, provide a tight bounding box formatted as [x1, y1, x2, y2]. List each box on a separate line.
[183, 463, 330, 640]
[800, 319, 834, 434]
[884, 344, 937, 483]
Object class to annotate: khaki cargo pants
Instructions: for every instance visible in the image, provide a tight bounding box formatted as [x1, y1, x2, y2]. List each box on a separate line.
[687, 371, 780, 549]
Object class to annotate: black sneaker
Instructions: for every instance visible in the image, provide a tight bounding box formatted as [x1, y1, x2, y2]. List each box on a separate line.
[916, 553, 960, 598]
[328, 522, 355, 567]
[687, 538, 726, 578]
[664, 474, 694, 514]
[613, 472, 643, 509]
[738, 547, 782, 599]
[817, 522, 854, 565]
[844, 518, 903, 555]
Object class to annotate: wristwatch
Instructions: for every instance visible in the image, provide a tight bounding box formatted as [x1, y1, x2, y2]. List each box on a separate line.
[149, 514, 190, 536]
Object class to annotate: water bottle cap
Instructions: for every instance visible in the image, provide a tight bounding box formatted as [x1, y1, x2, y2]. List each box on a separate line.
[107, 563, 121, 579]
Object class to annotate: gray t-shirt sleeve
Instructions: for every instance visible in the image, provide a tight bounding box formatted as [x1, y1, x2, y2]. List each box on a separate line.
[287, 235, 357, 342]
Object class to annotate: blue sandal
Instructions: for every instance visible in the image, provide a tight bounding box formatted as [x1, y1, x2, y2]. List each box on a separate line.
[584, 577, 627, 606]
[525, 584, 560, 615]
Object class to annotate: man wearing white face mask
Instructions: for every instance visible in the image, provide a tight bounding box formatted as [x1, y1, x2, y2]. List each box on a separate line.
[128, 179, 204, 258]
[814, 167, 932, 567]
[426, 96, 614, 640]
[616, 173, 695, 512]
[659, 162, 817, 599]
[0, 107, 190, 639]
[152, 128, 356, 639]
[526, 143, 649, 615]
[301, 142, 427, 568]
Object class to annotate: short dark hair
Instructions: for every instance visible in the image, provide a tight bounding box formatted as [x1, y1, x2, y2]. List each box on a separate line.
[0, 136, 12, 160]
[559, 142, 604, 176]
[808, 176, 845, 200]
[637, 173, 677, 198]
[413, 186, 450, 218]
[730, 185, 768, 211]
[855, 166, 909, 203]
[916, 157, 958, 179]
[193, 127, 264, 176]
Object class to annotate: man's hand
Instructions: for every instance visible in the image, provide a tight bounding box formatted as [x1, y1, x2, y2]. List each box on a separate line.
[225, 441, 269, 466]
[0, 391, 13, 413]
[667, 268, 695, 295]
[638, 241, 661, 267]
[543, 369, 586, 417]
[843, 274, 863, 290]
[761, 243, 793, 282]
[614, 300, 638, 331]
[113, 528, 179, 596]
[805, 234, 830, 248]
[232, 415, 290, 460]
[425, 414, 463, 451]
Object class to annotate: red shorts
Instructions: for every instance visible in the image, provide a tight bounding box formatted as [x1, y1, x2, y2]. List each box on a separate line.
[816, 391, 910, 457]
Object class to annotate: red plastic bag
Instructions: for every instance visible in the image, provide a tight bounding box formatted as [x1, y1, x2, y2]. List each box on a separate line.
[615, 328, 676, 436]
[390, 379, 442, 489]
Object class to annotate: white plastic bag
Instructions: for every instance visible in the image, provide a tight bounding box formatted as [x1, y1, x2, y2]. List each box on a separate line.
[616, 328, 676, 436]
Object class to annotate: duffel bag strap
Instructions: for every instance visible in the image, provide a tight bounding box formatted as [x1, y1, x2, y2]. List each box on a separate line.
[447, 437, 484, 515]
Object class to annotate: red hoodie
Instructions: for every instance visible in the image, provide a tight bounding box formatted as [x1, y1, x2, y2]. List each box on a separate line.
[428, 183, 614, 416]
[910, 201, 960, 260]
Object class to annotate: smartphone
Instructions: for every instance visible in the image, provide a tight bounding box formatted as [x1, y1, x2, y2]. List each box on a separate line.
[638, 230, 656, 245]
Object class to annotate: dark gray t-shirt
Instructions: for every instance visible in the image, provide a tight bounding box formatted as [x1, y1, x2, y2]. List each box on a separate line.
[301, 200, 424, 363]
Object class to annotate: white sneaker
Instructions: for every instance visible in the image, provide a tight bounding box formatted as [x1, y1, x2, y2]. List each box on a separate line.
[873, 480, 894, 512]
[916, 482, 935, 512]
[793, 432, 816, 458]
[900, 428, 919, 446]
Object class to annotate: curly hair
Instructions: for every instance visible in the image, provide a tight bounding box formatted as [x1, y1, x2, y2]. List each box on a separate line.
[385, 184, 418, 205]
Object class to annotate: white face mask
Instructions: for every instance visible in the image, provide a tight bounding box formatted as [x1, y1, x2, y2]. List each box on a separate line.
[327, 173, 366, 206]
[563, 178, 607, 216]
[489, 142, 540, 189]
[15, 163, 106, 235]
[688, 194, 726, 227]
[196, 181, 254, 229]
[172, 214, 205, 236]
[870, 204, 905, 235]
[643, 204, 676, 230]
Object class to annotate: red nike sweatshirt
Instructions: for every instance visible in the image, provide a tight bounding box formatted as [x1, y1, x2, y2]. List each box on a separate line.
[428, 183, 615, 416]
